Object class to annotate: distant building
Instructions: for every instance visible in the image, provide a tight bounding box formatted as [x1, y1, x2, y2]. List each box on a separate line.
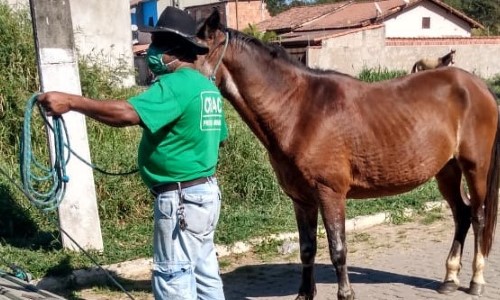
[253, 0, 500, 78]
[131, 0, 271, 85]
[186, 0, 271, 31]
[257, 0, 483, 48]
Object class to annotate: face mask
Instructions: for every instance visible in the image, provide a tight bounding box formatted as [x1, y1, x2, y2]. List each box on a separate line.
[146, 46, 178, 76]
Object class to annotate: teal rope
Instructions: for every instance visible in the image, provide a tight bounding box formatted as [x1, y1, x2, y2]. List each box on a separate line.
[20, 94, 138, 212]
[15, 94, 137, 299]
[20, 94, 69, 212]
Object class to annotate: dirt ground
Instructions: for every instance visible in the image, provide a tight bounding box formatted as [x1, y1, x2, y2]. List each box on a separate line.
[70, 209, 467, 300]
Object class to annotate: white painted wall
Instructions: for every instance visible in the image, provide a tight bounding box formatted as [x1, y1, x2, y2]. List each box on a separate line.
[384, 2, 470, 38]
[71, 0, 135, 86]
[177, 0, 219, 9]
[307, 26, 500, 79]
[7, 0, 135, 86]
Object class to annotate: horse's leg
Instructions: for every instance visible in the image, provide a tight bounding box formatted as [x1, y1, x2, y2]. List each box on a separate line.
[461, 169, 490, 296]
[317, 185, 353, 300]
[458, 133, 499, 296]
[293, 201, 319, 300]
[435, 159, 471, 294]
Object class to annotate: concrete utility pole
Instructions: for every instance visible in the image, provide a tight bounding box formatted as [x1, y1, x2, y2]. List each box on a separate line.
[29, 0, 103, 251]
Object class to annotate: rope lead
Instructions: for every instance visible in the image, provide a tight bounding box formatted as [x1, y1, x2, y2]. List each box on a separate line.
[20, 94, 69, 212]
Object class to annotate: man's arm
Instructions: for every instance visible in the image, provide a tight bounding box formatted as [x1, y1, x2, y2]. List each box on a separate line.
[37, 91, 141, 127]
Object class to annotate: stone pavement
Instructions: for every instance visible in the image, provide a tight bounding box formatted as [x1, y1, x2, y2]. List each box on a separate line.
[41, 208, 500, 300]
[221, 209, 500, 300]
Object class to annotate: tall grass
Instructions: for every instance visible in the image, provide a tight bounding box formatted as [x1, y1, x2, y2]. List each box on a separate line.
[487, 74, 500, 100]
[358, 67, 407, 82]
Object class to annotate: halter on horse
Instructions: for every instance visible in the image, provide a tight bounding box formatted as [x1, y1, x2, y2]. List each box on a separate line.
[411, 49, 456, 73]
[197, 10, 498, 300]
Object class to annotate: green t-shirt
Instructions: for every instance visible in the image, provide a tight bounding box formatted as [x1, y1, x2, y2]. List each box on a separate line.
[128, 68, 228, 188]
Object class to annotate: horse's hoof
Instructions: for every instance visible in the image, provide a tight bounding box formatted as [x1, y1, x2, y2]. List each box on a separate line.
[468, 281, 485, 296]
[437, 280, 459, 294]
[338, 290, 355, 300]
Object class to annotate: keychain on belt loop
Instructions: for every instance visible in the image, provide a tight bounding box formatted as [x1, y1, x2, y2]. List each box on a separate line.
[177, 182, 188, 230]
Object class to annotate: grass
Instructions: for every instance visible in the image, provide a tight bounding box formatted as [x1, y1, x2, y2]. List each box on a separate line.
[1, 5, 500, 285]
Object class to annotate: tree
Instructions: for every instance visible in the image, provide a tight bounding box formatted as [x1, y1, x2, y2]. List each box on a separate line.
[265, 0, 289, 16]
[440, 0, 499, 35]
[243, 24, 278, 42]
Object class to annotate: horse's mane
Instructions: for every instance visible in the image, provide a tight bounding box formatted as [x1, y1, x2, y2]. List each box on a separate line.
[225, 28, 351, 77]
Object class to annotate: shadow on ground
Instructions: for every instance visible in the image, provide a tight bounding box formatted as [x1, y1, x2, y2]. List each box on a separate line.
[40, 262, 448, 299]
[221, 263, 443, 299]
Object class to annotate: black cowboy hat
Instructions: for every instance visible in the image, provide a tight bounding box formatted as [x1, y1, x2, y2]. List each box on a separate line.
[141, 6, 208, 55]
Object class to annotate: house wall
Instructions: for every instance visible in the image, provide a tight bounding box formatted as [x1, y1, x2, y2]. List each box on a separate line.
[384, 2, 470, 38]
[307, 26, 500, 79]
[178, 0, 219, 10]
[7, 0, 135, 86]
[226, 1, 271, 30]
[71, 0, 135, 86]
[157, 0, 173, 14]
[308, 26, 386, 74]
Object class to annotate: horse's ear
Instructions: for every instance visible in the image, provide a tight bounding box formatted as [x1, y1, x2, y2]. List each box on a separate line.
[197, 8, 221, 40]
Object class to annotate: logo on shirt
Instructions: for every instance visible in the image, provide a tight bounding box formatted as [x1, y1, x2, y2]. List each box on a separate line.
[200, 91, 223, 131]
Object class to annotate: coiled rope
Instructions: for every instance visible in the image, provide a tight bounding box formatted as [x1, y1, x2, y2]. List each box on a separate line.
[20, 94, 69, 211]
[12, 93, 138, 299]
[20, 94, 137, 211]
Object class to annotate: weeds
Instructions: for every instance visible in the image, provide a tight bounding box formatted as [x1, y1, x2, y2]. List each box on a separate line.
[357, 67, 407, 82]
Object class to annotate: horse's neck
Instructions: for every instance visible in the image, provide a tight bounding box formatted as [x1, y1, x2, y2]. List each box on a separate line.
[221, 50, 302, 150]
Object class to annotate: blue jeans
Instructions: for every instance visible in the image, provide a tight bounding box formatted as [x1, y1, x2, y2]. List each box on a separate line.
[152, 177, 225, 300]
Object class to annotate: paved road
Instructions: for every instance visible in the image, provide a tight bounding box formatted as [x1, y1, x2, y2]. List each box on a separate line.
[221, 209, 500, 300]
[52, 208, 500, 300]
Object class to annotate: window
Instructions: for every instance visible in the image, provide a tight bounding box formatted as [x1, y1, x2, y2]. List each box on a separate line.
[422, 17, 431, 29]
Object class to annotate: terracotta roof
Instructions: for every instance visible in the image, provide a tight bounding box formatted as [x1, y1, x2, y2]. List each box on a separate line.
[256, 1, 351, 32]
[277, 24, 384, 46]
[298, 0, 412, 31]
[133, 43, 149, 55]
[258, 0, 483, 33]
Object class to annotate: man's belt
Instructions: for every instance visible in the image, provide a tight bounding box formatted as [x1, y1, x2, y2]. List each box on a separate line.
[151, 176, 213, 195]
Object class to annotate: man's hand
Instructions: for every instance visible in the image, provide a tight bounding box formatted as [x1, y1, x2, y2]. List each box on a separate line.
[37, 91, 140, 127]
[37, 91, 78, 116]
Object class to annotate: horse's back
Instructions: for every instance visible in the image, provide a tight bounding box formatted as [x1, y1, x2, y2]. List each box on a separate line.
[298, 68, 497, 198]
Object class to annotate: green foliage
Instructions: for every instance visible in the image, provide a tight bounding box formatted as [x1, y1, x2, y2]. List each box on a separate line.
[487, 74, 500, 100]
[443, 0, 500, 35]
[242, 24, 278, 43]
[357, 67, 407, 82]
[0, 3, 37, 152]
[265, 0, 289, 16]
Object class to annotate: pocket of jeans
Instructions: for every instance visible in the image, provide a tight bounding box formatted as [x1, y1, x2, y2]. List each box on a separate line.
[182, 192, 216, 235]
[153, 261, 193, 297]
[156, 193, 175, 219]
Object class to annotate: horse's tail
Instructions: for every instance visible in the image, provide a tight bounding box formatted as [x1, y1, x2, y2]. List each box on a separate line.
[411, 62, 418, 73]
[483, 89, 500, 256]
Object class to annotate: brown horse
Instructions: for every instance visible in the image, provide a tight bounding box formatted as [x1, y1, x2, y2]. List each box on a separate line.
[411, 49, 456, 73]
[197, 10, 499, 300]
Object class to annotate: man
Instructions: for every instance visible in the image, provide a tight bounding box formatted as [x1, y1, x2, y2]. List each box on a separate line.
[38, 7, 227, 300]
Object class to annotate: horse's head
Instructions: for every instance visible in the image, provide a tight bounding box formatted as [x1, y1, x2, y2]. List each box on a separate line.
[196, 9, 229, 87]
[449, 49, 456, 65]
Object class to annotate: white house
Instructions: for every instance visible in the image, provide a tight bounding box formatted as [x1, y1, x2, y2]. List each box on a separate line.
[257, 0, 483, 47]
[257, 0, 500, 78]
